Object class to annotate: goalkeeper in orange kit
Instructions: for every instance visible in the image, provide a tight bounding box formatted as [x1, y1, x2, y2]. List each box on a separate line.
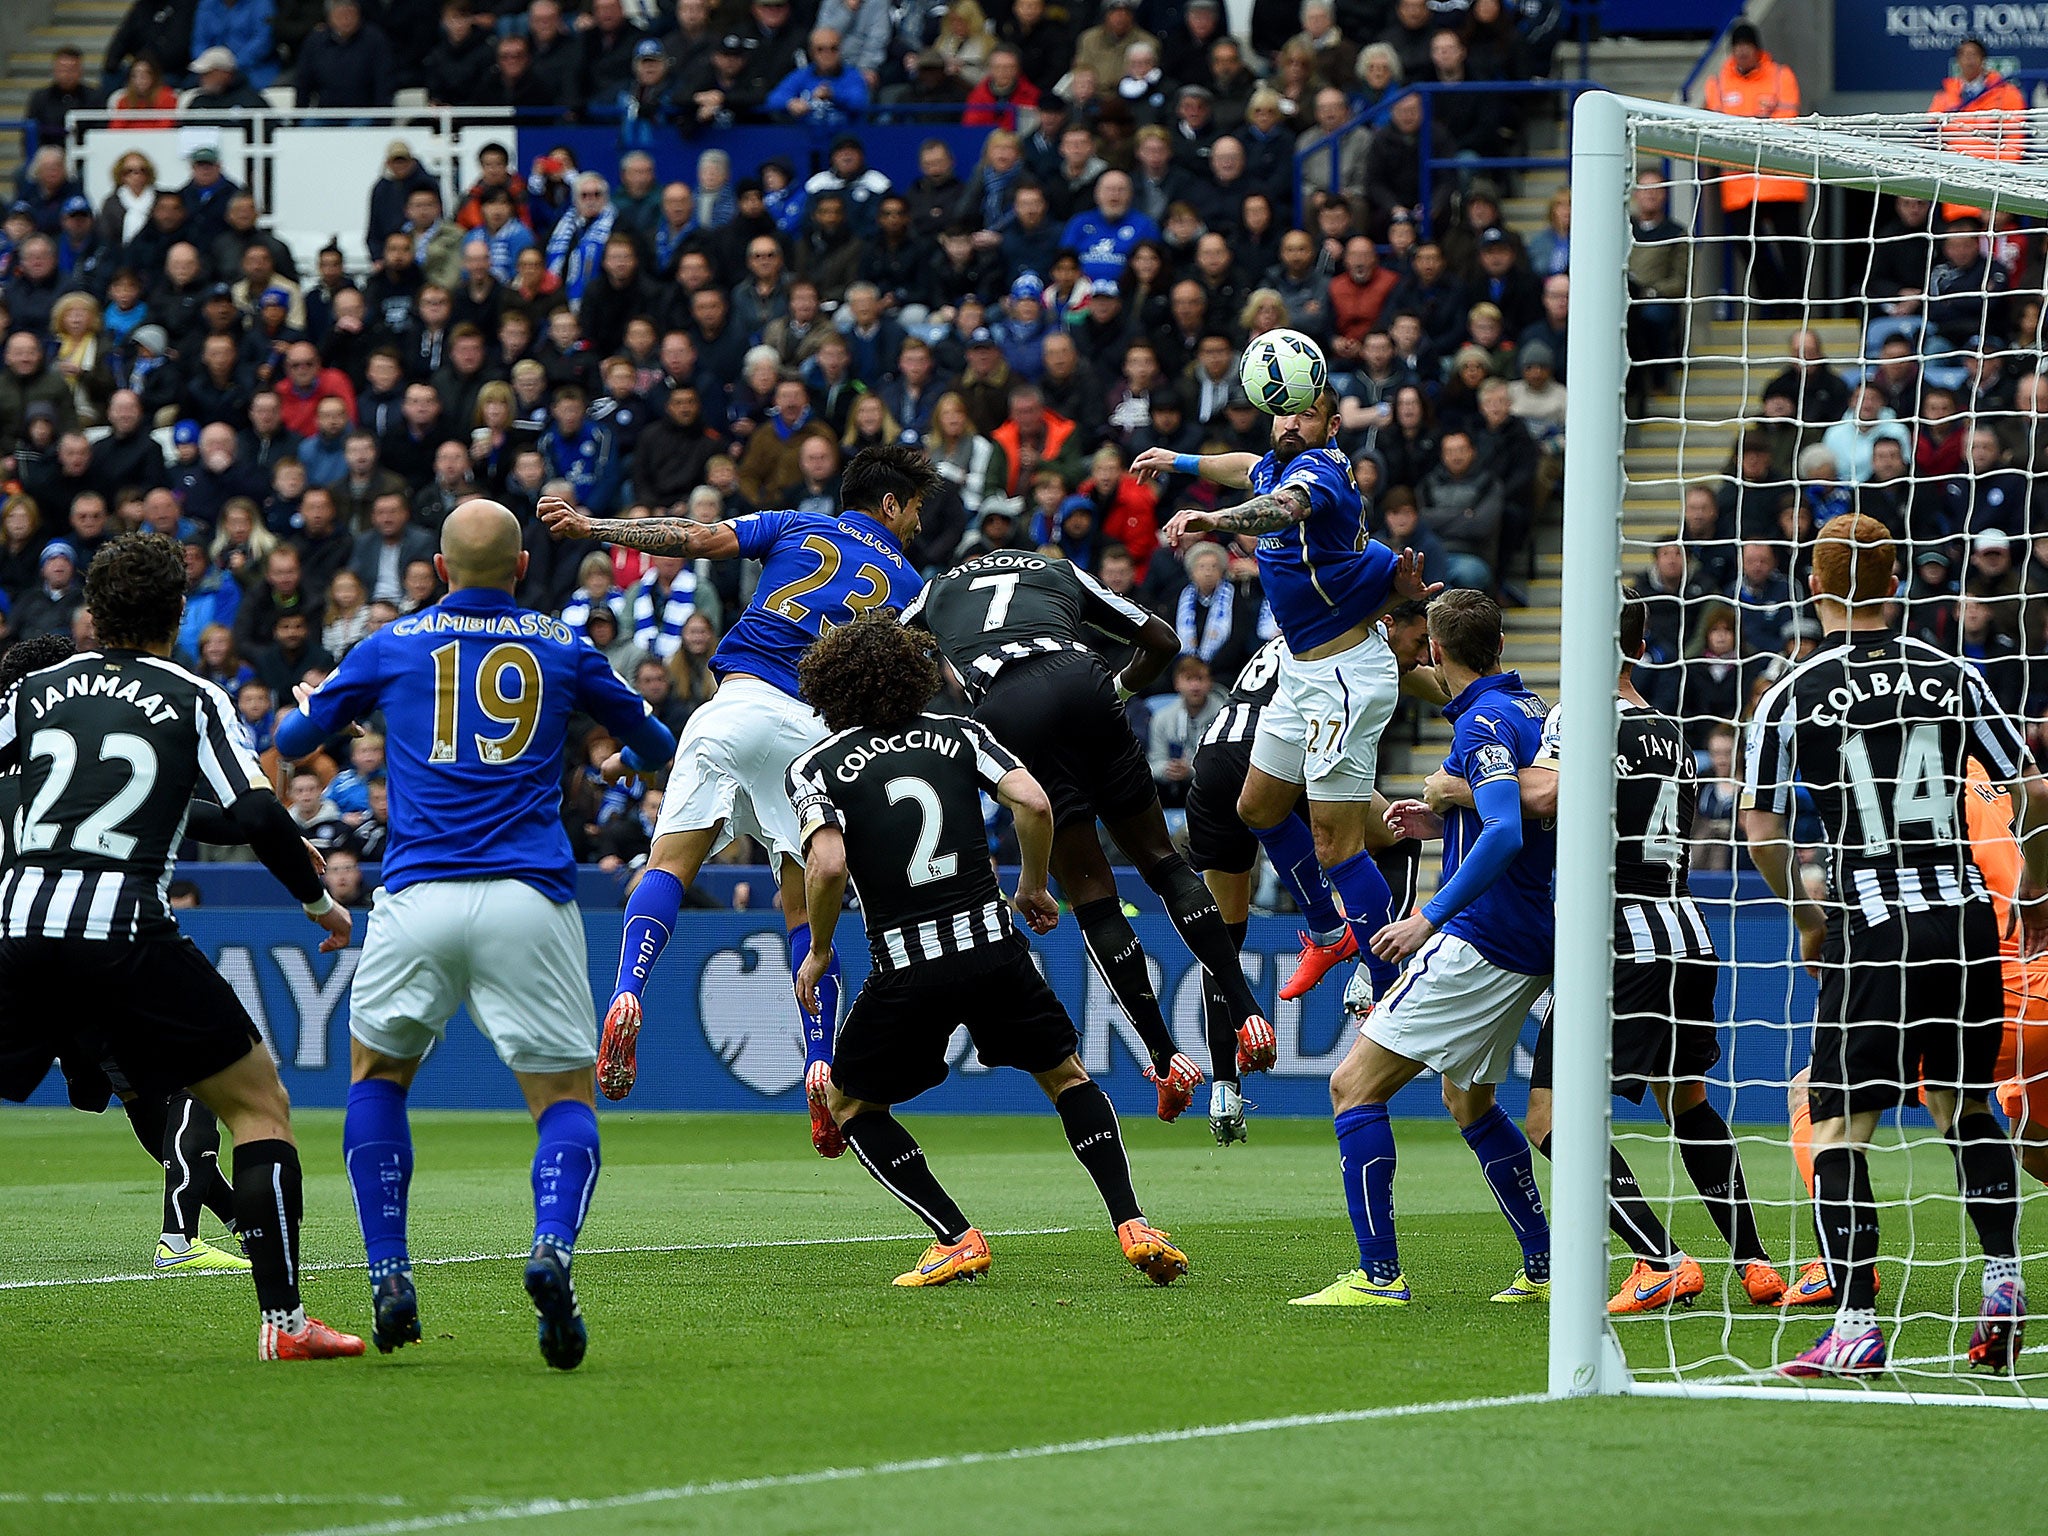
[1784, 759, 2048, 1307]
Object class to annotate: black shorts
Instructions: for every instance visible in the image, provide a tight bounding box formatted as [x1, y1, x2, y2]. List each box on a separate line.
[0, 937, 263, 1105]
[1532, 956, 1723, 1103]
[1810, 901, 2004, 1119]
[1186, 736, 1261, 874]
[830, 939, 1081, 1106]
[975, 653, 1156, 832]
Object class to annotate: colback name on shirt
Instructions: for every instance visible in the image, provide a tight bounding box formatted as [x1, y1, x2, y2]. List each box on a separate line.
[827, 726, 964, 782]
[18, 666, 180, 727]
[1804, 653, 1962, 728]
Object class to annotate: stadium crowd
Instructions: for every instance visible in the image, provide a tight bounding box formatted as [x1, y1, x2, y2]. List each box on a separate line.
[1616, 24, 2048, 871]
[0, 0, 1576, 879]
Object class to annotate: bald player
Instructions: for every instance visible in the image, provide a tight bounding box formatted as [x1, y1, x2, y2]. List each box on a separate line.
[277, 500, 677, 1370]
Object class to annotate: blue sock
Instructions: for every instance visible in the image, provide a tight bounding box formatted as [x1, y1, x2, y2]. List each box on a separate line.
[614, 868, 684, 1001]
[1462, 1104, 1550, 1278]
[532, 1100, 601, 1253]
[1251, 814, 1343, 941]
[1329, 850, 1399, 994]
[1334, 1103, 1400, 1279]
[788, 921, 841, 1071]
[343, 1078, 412, 1281]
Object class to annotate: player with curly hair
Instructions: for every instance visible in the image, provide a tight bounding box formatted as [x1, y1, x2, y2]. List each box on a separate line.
[785, 613, 1189, 1288]
[0, 533, 362, 1360]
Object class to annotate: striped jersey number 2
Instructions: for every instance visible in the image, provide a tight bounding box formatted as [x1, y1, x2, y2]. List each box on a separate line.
[430, 642, 544, 764]
[762, 535, 892, 628]
[886, 776, 958, 886]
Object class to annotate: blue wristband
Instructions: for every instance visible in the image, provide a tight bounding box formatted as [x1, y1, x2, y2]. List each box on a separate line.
[1171, 453, 1201, 475]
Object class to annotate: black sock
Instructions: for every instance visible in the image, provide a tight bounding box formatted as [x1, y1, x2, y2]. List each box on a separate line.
[1203, 918, 1250, 1086]
[1536, 1131, 1676, 1263]
[1812, 1144, 1879, 1310]
[1074, 896, 1177, 1072]
[122, 1093, 167, 1165]
[232, 1138, 304, 1325]
[1953, 1111, 2022, 1261]
[842, 1112, 971, 1243]
[1673, 1101, 1770, 1264]
[162, 1093, 236, 1240]
[1055, 1080, 1143, 1227]
[1143, 854, 1262, 1027]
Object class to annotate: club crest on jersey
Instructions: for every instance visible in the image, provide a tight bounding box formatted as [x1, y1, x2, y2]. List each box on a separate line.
[29, 670, 178, 725]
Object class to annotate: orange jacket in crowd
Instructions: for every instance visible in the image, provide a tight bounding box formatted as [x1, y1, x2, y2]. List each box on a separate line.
[1703, 49, 1804, 211]
[1929, 68, 2029, 165]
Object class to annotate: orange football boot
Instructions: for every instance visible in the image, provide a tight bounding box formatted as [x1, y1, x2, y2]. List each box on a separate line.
[1236, 1016, 1278, 1075]
[259, 1316, 366, 1361]
[597, 993, 641, 1101]
[1740, 1261, 1788, 1306]
[1118, 1219, 1189, 1285]
[1279, 929, 1358, 1001]
[1776, 1260, 1882, 1307]
[893, 1228, 992, 1287]
[1607, 1257, 1705, 1314]
[1146, 1053, 1203, 1121]
[805, 1061, 845, 1158]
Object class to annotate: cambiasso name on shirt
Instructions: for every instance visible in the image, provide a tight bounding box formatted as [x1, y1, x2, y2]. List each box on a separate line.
[831, 728, 964, 782]
[391, 610, 575, 643]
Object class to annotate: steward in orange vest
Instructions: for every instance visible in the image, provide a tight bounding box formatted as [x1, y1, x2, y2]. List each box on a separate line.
[1702, 26, 1804, 212]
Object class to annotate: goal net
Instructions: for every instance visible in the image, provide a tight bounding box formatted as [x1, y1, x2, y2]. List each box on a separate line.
[1551, 93, 2048, 1406]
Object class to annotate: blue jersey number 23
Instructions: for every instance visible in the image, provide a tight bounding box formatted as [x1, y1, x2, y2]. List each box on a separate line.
[761, 535, 893, 628]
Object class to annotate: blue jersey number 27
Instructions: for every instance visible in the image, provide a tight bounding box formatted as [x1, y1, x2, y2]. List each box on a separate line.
[429, 641, 544, 765]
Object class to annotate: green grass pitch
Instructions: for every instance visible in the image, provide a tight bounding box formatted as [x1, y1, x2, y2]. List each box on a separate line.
[2, 1108, 2044, 1535]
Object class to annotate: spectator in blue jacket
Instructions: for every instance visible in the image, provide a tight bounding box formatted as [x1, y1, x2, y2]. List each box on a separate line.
[178, 533, 243, 656]
[192, 0, 279, 91]
[766, 27, 870, 129]
[539, 384, 621, 515]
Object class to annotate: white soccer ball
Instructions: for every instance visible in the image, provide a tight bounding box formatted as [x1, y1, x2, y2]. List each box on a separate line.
[1239, 329, 1329, 415]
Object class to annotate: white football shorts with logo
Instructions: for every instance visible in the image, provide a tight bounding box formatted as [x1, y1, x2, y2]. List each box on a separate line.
[350, 879, 597, 1073]
[654, 674, 826, 863]
[1360, 932, 1551, 1090]
[1248, 626, 1400, 801]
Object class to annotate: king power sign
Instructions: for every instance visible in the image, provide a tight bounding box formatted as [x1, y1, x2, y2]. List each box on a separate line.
[1841, 3, 2048, 91]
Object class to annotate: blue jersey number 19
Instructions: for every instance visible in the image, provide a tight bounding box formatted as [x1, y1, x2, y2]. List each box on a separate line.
[429, 641, 545, 765]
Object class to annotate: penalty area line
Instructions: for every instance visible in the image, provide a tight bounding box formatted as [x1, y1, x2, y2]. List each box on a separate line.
[0, 1227, 1078, 1292]
[273, 1393, 1553, 1536]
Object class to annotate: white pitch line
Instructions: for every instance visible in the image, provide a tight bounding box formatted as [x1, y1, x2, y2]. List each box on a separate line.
[0, 1227, 1077, 1293]
[273, 1392, 1555, 1536]
[0, 1493, 408, 1507]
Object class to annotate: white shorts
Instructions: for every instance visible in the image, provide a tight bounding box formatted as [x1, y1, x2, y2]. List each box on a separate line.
[350, 879, 596, 1074]
[1248, 629, 1400, 802]
[1360, 932, 1551, 1090]
[654, 674, 826, 864]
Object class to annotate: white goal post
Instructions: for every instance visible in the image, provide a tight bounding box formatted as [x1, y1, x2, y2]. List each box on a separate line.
[1552, 91, 2048, 1406]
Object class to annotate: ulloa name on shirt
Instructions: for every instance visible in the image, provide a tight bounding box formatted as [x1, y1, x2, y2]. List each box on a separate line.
[1807, 667, 1958, 727]
[24, 670, 179, 726]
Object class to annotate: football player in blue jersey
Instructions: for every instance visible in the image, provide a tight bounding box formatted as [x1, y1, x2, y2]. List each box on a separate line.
[540, 443, 938, 1157]
[1135, 386, 1439, 1021]
[276, 500, 679, 1368]
[1290, 590, 1557, 1308]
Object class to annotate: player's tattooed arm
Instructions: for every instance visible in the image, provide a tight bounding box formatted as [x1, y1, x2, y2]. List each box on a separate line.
[1161, 484, 1311, 549]
[537, 497, 741, 559]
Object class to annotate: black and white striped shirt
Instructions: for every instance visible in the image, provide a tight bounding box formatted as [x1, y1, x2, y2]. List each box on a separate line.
[903, 551, 1154, 700]
[787, 713, 1027, 973]
[0, 652, 267, 942]
[1742, 631, 2025, 924]
[1537, 699, 1717, 963]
